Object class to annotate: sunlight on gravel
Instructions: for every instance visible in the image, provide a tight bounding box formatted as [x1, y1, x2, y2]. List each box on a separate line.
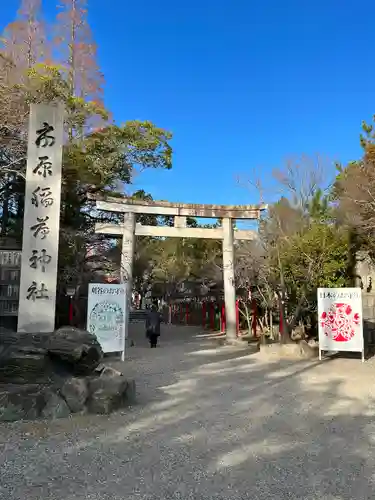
[1, 324, 375, 499]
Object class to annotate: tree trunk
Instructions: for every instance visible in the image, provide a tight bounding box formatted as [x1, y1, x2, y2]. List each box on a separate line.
[278, 292, 291, 344]
[270, 309, 274, 340]
[264, 308, 269, 329]
[241, 302, 252, 334]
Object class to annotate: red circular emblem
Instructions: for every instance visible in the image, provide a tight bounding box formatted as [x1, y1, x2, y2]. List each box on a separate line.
[320, 303, 360, 342]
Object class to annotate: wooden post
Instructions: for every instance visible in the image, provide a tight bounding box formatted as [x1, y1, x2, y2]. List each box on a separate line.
[279, 300, 284, 336]
[168, 304, 172, 324]
[68, 297, 74, 325]
[236, 299, 240, 336]
[210, 302, 215, 330]
[251, 298, 257, 337]
[221, 303, 226, 333]
[202, 301, 206, 328]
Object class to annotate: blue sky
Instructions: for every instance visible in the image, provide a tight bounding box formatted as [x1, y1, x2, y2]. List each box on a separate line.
[2, 0, 375, 206]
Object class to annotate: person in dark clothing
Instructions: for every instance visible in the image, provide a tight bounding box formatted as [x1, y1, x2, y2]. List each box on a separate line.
[145, 305, 161, 347]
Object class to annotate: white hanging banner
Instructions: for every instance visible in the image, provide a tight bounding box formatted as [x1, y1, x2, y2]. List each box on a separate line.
[317, 287, 364, 361]
[87, 284, 127, 358]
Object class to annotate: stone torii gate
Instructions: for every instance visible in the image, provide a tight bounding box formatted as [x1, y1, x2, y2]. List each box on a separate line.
[95, 197, 266, 341]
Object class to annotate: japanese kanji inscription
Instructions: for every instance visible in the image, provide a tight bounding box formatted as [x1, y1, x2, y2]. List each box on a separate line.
[18, 103, 64, 333]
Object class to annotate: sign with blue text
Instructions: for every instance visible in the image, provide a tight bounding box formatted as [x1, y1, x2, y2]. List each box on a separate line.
[87, 283, 127, 358]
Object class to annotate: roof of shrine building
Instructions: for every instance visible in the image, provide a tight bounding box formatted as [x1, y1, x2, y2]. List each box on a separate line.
[91, 194, 268, 220]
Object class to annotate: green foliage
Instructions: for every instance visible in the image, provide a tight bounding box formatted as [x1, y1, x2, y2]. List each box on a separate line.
[307, 189, 330, 222]
[279, 223, 350, 294]
[250, 169, 355, 338]
[148, 234, 222, 296]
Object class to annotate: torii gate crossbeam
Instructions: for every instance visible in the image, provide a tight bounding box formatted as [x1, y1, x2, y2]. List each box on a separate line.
[94, 196, 267, 343]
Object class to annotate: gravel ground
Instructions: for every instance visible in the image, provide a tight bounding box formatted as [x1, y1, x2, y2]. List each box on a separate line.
[2, 325, 375, 499]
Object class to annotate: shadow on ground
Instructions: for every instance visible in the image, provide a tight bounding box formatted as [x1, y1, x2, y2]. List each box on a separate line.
[1, 324, 375, 499]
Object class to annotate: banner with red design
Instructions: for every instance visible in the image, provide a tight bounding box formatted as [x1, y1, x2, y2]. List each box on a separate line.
[318, 288, 363, 353]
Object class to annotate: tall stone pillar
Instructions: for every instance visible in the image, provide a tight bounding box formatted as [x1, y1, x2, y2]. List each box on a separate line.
[121, 212, 135, 353]
[18, 103, 64, 333]
[222, 217, 237, 341]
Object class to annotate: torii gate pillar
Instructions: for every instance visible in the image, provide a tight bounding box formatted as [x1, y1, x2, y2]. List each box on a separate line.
[121, 212, 136, 342]
[222, 218, 236, 340]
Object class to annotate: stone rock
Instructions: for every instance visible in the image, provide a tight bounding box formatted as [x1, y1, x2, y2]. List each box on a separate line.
[259, 340, 319, 360]
[0, 345, 51, 384]
[0, 326, 135, 421]
[88, 375, 129, 414]
[299, 340, 318, 359]
[60, 377, 88, 413]
[99, 365, 123, 378]
[222, 338, 246, 347]
[0, 384, 46, 422]
[291, 326, 305, 341]
[259, 342, 297, 359]
[48, 326, 103, 374]
[94, 363, 105, 374]
[41, 390, 71, 419]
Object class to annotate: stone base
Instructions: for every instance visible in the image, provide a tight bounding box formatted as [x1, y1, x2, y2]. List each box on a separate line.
[0, 372, 136, 422]
[0, 326, 137, 422]
[214, 334, 254, 347]
[222, 338, 248, 347]
[259, 340, 318, 360]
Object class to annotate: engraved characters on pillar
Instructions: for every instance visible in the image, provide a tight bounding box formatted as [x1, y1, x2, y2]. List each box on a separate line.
[32, 186, 54, 208]
[26, 121, 56, 301]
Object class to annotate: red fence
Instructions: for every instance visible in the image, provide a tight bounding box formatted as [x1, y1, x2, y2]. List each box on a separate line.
[162, 300, 259, 337]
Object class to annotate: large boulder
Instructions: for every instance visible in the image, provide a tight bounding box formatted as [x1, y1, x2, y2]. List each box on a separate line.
[0, 384, 72, 422]
[0, 384, 47, 422]
[0, 345, 51, 384]
[299, 339, 318, 358]
[0, 331, 53, 384]
[41, 389, 71, 419]
[259, 340, 319, 360]
[87, 375, 135, 414]
[95, 363, 123, 378]
[0, 328, 136, 422]
[48, 326, 103, 375]
[60, 377, 88, 413]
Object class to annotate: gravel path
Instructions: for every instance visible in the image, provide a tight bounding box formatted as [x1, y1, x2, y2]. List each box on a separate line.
[2, 325, 375, 499]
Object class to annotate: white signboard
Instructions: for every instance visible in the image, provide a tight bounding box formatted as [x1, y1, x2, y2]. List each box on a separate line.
[318, 287, 364, 361]
[87, 284, 127, 359]
[18, 103, 64, 333]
